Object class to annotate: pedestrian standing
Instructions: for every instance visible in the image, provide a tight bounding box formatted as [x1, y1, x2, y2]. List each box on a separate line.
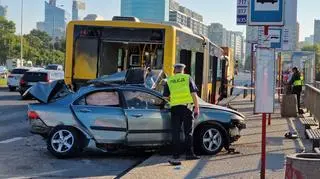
[163, 63, 200, 162]
[288, 67, 304, 114]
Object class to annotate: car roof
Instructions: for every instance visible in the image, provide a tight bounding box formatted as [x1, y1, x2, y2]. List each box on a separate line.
[75, 84, 161, 98]
[13, 67, 30, 70]
[27, 69, 55, 73]
[47, 64, 62, 66]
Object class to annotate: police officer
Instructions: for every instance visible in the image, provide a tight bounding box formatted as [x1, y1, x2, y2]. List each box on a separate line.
[288, 67, 304, 114]
[163, 63, 200, 161]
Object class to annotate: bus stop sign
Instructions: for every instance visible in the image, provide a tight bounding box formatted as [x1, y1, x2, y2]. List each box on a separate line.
[248, 0, 284, 26]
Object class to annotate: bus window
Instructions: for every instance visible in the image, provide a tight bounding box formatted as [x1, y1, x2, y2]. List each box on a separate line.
[117, 49, 124, 71]
[209, 57, 213, 82]
[153, 49, 164, 69]
[179, 49, 192, 74]
[74, 38, 98, 79]
[217, 58, 222, 80]
[191, 51, 196, 79]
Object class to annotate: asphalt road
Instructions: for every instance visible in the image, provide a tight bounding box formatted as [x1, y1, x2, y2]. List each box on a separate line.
[0, 87, 148, 179]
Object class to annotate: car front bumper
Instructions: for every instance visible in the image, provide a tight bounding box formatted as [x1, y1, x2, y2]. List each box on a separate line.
[229, 121, 246, 142]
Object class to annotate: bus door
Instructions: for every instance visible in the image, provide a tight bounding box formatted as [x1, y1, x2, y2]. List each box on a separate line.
[195, 53, 204, 97]
[99, 41, 126, 76]
[179, 50, 192, 74]
[210, 56, 218, 104]
[220, 58, 228, 99]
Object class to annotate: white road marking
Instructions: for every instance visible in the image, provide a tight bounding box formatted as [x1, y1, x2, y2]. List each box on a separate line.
[0, 137, 25, 144]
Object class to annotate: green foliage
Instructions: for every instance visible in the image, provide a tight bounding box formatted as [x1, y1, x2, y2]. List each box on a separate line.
[0, 16, 17, 64]
[301, 44, 320, 81]
[0, 17, 65, 66]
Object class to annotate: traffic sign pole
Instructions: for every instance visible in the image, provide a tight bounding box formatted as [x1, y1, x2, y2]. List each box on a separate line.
[264, 25, 269, 36]
[261, 113, 267, 179]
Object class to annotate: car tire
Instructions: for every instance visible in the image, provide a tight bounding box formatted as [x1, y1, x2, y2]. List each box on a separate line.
[195, 124, 227, 155]
[21, 93, 28, 100]
[47, 126, 82, 159]
[8, 86, 16, 92]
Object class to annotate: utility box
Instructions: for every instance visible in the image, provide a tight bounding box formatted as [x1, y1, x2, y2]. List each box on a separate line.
[281, 94, 298, 117]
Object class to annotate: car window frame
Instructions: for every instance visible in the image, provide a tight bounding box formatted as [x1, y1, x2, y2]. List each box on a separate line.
[72, 89, 123, 108]
[120, 89, 166, 110]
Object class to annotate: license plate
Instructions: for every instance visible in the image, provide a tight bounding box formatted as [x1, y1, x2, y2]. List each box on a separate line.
[28, 82, 37, 86]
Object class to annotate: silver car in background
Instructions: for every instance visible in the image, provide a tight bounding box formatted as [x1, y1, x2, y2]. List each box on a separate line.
[27, 70, 246, 158]
[7, 67, 30, 91]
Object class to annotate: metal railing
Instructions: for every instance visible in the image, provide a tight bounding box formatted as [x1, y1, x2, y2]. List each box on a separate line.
[316, 81, 320, 89]
[305, 84, 320, 122]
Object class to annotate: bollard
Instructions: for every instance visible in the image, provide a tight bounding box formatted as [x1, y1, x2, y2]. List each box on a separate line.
[243, 84, 248, 98]
[285, 153, 320, 179]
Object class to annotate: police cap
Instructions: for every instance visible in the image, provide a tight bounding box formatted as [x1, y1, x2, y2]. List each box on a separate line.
[173, 63, 186, 68]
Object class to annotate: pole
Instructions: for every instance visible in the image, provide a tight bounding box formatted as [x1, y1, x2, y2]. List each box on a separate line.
[268, 113, 271, 126]
[261, 113, 267, 179]
[278, 53, 282, 102]
[20, 0, 24, 62]
[250, 43, 254, 102]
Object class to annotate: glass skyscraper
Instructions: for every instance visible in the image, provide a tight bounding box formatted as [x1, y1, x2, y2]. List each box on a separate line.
[37, 1, 70, 39]
[121, 0, 169, 22]
[0, 5, 7, 17]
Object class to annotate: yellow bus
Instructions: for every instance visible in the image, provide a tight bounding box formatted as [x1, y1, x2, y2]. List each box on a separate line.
[64, 17, 224, 103]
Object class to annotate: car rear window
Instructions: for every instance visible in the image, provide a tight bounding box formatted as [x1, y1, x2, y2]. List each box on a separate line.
[11, 69, 29, 74]
[46, 65, 58, 70]
[23, 72, 48, 82]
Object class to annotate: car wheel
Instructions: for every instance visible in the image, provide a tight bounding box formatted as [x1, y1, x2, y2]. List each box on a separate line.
[9, 86, 16, 91]
[47, 126, 81, 158]
[196, 125, 226, 155]
[21, 93, 28, 100]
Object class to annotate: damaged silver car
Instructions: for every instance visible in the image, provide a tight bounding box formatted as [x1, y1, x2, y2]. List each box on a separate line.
[27, 69, 246, 158]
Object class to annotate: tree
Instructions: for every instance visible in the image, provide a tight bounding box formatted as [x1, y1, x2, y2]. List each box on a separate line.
[301, 44, 320, 81]
[0, 16, 66, 66]
[0, 16, 18, 64]
[29, 29, 52, 49]
[24, 30, 65, 65]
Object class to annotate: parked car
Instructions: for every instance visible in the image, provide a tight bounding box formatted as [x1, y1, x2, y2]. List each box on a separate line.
[45, 64, 63, 71]
[0, 66, 8, 78]
[7, 67, 30, 91]
[19, 69, 64, 98]
[27, 69, 246, 158]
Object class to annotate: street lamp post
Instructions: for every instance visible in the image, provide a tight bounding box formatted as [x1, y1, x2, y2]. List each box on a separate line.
[20, 0, 24, 62]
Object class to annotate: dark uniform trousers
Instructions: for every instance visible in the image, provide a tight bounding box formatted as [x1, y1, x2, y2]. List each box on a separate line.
[171, 105, 194, 156]
[292, 86, 302, 110]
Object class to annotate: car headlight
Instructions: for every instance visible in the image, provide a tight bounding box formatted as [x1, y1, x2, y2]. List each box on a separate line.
[231, 119, 246, 129]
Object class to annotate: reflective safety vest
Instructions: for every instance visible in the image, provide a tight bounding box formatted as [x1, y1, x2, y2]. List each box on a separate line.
[294, 75, 304, 86]
[167, 73, 193, 107]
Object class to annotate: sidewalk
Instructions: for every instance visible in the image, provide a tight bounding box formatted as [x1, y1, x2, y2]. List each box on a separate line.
[122, 96, 311, 179]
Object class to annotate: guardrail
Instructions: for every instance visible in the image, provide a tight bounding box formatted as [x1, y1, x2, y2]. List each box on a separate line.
[305, 84, 320, 122]
[316, 81, 320, 89]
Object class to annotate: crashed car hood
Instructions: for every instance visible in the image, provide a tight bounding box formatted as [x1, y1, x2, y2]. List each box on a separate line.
[26, 80, 71, 103]
[199, 98, 245, 118]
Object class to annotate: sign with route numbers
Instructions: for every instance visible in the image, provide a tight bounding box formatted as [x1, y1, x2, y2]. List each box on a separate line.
[237, 0, 248, 25]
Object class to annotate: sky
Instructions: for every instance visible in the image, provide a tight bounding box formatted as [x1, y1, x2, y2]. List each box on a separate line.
[0, 0, 317, 41]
